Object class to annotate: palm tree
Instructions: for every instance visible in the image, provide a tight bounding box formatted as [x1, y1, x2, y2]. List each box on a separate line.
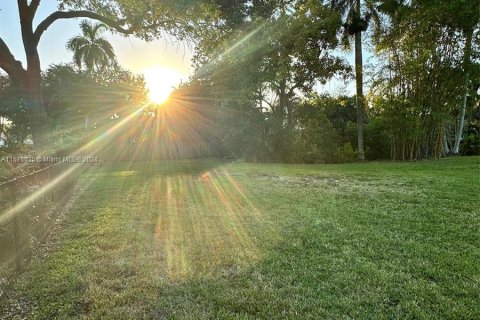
[66, 20, 116, 73]
[67, 20, 116, 130]
[331, 0, 384, 160]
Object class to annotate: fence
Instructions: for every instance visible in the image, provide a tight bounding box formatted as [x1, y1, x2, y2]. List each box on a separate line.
[0, 137, 219, 285]
[0, 163, 76, 283]
[101, 139, 223, 162]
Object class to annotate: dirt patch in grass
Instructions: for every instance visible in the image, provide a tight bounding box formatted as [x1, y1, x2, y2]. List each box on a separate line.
[252, 172, 349, 187]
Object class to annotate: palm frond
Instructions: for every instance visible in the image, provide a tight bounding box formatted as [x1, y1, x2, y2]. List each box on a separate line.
[73, 46, 87, 69]
[66, 37, 90, 51]
[79, 20, 93, 37]
[92, 23, 108, 36]
[95, 38, 116, 60]
[68, 20, 116, 72]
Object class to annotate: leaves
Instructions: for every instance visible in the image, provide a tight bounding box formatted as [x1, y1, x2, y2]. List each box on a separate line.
[66, 20, 117, 72]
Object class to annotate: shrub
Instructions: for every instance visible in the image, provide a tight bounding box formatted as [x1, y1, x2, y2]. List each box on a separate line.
[460, 122, 480, 156]
[335, 142, 356, 163]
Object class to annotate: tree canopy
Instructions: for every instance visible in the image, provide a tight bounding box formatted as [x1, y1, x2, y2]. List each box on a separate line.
[0, 0, 479, 160]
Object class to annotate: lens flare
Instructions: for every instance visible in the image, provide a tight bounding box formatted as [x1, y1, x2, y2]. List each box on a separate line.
[144, 67, 185, 104]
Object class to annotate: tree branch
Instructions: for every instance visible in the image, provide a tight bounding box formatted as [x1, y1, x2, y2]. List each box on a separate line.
[287, 82, 301, 97]
[29, 0, 41, 15]
[0, 37, 26, 84]
[17, 0, 28, 11]
[33, 10, 139, 45]
[261, 98, 273, 109]
[18, 0, 36, 22]
[0, 37, 25, 75]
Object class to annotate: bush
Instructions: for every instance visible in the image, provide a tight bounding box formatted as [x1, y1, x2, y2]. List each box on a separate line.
[335, 142, 356, 163]
[460, 122, 480, 156]
[364, 116, 391, 160]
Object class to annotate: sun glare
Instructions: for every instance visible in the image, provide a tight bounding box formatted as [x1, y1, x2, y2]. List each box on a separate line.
[144, 67, 184, 104]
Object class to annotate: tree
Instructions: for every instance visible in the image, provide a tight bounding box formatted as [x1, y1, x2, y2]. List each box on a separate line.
[0, 73, 31, 148]
[67, 20, 116, 72]
[435, 0, 480, 154]
[194, 0, 349, 161]
[0, 0, 215, 148]
[370, 0, 479, 160]
[330, 0, 386, 160]
[42, 63, 148, 136]
[66, 20, 117, 130]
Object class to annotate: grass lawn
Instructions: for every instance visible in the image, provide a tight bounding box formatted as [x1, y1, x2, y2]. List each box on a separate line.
[1, 157, 479, 319]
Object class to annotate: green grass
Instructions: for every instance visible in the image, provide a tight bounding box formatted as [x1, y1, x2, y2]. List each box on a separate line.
[1, 157, 479, 319]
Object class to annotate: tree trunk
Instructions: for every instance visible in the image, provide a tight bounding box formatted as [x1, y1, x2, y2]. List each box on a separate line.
[23, 79, 48, 150]
[274, 79, 288, 159]
[452, 29, 473, 154]
[354, 0, 365, 160]
[18, 0, 48, 150]
[443, 129, 450, 156]
[453, 81, 468, 154]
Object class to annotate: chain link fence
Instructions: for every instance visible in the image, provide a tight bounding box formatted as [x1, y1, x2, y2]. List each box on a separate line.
[0, 163, 76, 283]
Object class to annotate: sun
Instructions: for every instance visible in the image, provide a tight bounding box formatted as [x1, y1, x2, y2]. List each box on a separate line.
[144, 67, 184, 104]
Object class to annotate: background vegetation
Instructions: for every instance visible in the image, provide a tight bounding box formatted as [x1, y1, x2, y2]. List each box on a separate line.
[0, 0, 479, 172]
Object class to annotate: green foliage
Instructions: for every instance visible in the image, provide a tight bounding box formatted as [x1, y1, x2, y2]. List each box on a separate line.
[58, 0, 218, 41]
[0, 64, 148, 149]
[371, 0, 479, 159]
[43, 64, 147, 134]
[66, 20, 117, 72]
[221, 101, 268, 161]
[0, 74, 32, 148]
[213, 92, 360, 163]
[364, 115, 391, 160]
[192, 1, 352, 163]
[335, 142, 356, 163]
[295, 100, 342, 163]
[2, 0, 478, 162]
[460, 117, 480, 155]
[344, 121, 358, 149]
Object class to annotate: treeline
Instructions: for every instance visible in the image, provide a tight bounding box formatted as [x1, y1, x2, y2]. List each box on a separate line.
[1, 0, 479, 164]
[186, 0, 480, 162]
[0, 64, 147, 154]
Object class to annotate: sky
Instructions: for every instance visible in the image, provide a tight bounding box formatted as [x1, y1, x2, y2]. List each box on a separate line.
[0, 1, 194, 84]
[0, 1, 360, 97]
